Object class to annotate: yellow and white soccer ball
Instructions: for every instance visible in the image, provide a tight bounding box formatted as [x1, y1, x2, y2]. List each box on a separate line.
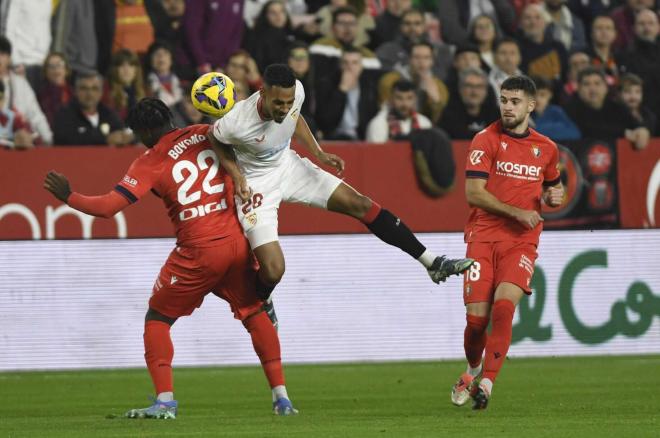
[190, 72, 236, 118]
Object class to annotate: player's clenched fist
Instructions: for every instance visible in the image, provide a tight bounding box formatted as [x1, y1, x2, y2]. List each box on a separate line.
[544, 186, 564, 208]
[317, 152, 345, 175]
[44, 170, 71, 202]
[233, 175, 253, 203]
[514, 209, 544, 229]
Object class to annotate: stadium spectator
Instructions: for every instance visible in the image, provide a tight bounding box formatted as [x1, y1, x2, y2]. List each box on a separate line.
[517, 4, 568, 84]
[567, 0, 614, 36]
[316, 47, 379, 140]
[439, 67, 499, 139]
[53, 72, 130, 146]
[619, 73, 657, 135]
[224, 50, 263, 97]
[145, 42, 182, 109]
[445, 43, 484, 95]
[310, 7, 382, 77]
[0, 81, 34, 149]
[489, 38, 523, 99]
[468, 14, 500, 71]
[531, 75, 581, 141]
[0, 36, 52, 144]
[618, 9, 660, 123]
[103, 49, 146, 121]
[316, 0, 376, 48]
[378, 42, 449, 124]
[610, 0, 656, 51]
[0, 0, 51, 90]
[564, 67, 649, 149]
[437, 0, 516, 45]
[112, 0, 155, 56]
[51, 0, 99, 75]
[561, 49, 591, 103]
[370, 0, 411, 49]
[242, 0, 299, 72]
[181, 0, 244, 74]
[588, 15, 619, 86]
[367, 79, 432, 142]
[542, 0, 587, 52]
[37, 53, 73, 128]
[287, 42, 319, 136]
[144, 0, 191, 79]
[244, 0, 308, 28]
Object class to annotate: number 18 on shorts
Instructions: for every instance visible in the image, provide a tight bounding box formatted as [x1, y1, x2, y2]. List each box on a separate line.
[463, 241, 538, 304]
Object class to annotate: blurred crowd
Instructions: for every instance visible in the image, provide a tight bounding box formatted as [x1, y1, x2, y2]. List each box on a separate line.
[1, 0, 659, 150]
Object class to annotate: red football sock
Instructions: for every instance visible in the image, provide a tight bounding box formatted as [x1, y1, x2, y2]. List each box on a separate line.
[464, 314, 489, 369]
[144, 320, 174, 394]
[483, 300, 516, 382]
[243, 311, 285, 388]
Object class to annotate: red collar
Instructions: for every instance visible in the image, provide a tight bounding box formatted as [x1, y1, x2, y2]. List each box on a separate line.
[256, 97, 270, 121]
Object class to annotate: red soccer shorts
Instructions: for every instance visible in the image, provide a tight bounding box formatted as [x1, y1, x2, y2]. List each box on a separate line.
[149, 236, 263, 320]
[463, 241, 538, 305]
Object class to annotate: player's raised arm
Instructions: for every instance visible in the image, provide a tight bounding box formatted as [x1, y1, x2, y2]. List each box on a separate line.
[43, 170, 131, 219]
[206, 125, 252, 202]
[294, 114, 344, 175]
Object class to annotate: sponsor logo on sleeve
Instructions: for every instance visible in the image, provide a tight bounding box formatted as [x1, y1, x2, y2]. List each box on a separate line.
[122, 175, 138, 187]
[470, 150, 485, 165]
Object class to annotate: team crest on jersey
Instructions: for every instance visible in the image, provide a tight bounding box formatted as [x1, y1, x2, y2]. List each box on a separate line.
[531, 146, 541, 158]
[470, 150, 485, 165]
[245, 212, 258, 227]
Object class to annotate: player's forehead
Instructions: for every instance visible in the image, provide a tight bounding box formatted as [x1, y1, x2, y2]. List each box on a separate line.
[500, 89, 528, 100]
[266, 84, 296, 101]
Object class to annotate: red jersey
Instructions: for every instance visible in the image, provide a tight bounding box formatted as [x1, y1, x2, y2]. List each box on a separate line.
[464, 121, 560, 245]
[114, 125, 242, 246]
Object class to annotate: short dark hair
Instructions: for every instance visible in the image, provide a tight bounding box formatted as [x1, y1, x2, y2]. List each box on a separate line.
[341, 45, 362, 56]
[494, 37, 520, 53]
[392, 79, 416, 94]
[263, 64, 296, 88]
[74, 70, 103, 88]
[401, 7, 425, 22]
[577, 66, 606, 84]
[0, 36, 11, 55]
[126, 97, 174, 131]
[332, 6, 357, 25]
[501, 74, 537, 97]
[409, 41, 434, 56]
[531, 75, 552, 92]
[619, 72, 643, 89]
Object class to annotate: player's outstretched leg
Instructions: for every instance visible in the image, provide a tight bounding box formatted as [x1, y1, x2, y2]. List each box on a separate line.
[452, 313, 489, 406]
[326, 183, 473, 283]
[243, 311, 298, 416]
[126, 310, 179, 419]
[473, 297, 517, 410]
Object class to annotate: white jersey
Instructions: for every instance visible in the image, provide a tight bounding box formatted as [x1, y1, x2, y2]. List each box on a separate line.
[212, 80, 305, 176]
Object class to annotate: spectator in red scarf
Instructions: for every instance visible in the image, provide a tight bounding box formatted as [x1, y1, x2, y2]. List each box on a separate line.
[38, 53, 73, 127]
[366, 78, 432, 142]
[145, 42, 182, 109]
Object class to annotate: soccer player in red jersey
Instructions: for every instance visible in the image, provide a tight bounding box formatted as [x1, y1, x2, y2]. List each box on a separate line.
[450, 76, 565, 410]
[43, 98, 297, 418]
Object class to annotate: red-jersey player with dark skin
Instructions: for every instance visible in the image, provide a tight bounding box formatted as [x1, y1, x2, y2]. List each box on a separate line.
[43, 98, 298, 418]
[450, 75, 565, 410]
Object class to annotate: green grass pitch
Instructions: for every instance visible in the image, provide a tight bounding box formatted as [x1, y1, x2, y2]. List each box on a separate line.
[1, 356, 658, 437]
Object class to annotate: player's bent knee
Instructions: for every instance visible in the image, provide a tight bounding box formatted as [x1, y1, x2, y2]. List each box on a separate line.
[259, 261, 285, 285]
[347, 194, 372, 219]
[145, 307, 177, 326]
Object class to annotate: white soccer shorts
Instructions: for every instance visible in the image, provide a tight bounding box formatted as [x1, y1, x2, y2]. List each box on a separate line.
[237, 150, 343, 248]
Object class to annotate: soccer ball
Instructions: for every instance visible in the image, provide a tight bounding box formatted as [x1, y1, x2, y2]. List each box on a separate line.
[190, 72, 236, 118]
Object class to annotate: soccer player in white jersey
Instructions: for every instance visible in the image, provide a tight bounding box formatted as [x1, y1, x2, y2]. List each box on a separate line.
[208, 64, 473, 322]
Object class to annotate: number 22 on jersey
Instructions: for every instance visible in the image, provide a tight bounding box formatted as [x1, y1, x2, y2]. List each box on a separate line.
[172, 150, 227, 221]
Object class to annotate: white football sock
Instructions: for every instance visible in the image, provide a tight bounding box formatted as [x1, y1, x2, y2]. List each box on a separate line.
[157, 392, 174, 402]
[480, 378, 493, 395]
[418, 249, 437, 269]
[272, 385, 288, 402]
[467, 363, 483, 377]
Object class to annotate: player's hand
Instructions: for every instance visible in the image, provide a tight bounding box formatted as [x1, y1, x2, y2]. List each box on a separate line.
[44, 170, 72, 203]
[317, 151, 345, 175]
[515, 209, 544, 229]
[544, 186, 564, 208]
[234, 175, 253, 203]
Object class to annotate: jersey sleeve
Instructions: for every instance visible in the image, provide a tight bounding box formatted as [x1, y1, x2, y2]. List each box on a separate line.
[465, 131, 495, 179]
[212, 113, 237, 145]
[114, 150, 163, 203]
[543, 143, 561, 186]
